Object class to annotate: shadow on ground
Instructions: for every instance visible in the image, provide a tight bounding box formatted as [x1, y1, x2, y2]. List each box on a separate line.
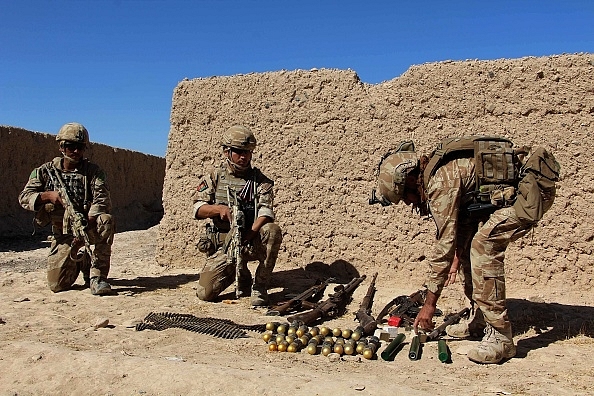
[508, 298, 594, 357]
[110, 273, 200, 294]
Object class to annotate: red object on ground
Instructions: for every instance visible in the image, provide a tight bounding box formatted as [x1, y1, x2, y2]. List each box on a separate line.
[387, 316, 402, 326]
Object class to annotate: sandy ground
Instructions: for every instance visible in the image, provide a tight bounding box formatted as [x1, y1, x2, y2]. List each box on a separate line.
[1, 225, 593, 396]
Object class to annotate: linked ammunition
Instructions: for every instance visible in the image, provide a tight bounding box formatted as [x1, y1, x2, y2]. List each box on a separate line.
[268, 341, 278, 352]
[136, 312, 265, 339]
[341, 328, 353, 339]
[262, 332, 273, 343]
[309, 326, 320, 337]
[332, 328, 342, 337]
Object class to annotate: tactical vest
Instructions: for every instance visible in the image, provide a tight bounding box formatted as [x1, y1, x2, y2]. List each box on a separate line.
[423, 136, 522, 210]
[212, 167, 258, 231]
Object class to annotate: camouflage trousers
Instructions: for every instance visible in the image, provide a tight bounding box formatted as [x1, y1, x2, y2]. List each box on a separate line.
[456, 206, 533, 332]
[47, 214, 115, 292]
[196, 223, 283, 301]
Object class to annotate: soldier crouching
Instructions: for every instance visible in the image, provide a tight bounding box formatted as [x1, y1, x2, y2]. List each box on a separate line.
[192, 125, 282, 306]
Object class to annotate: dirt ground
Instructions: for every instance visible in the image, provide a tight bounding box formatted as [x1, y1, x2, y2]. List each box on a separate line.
[1, 225, 593, 396]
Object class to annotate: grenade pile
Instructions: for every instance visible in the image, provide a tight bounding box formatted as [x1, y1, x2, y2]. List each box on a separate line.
[263, 321, 381, 359]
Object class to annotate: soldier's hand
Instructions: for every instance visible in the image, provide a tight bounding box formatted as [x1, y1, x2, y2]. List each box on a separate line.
[218, 205, 232, 222]
[413, 304, 436, 334]
[413, 291, 438, 334]
[40, 191, 64, 207]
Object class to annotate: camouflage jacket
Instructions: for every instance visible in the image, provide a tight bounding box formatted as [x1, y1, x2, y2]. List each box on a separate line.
[424, 157, 476, 296]
[19, 157, 111, 226]
[192, 162, 275, 231]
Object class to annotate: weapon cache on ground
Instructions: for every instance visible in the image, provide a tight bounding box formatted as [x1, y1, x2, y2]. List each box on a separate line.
[266, 277, 335, 316]
[376, 289, 442, 326]
[46, 165, 92, 261]
[354, 272, 378, 335]
[136, 312, 266, 339]
[286, 275, 366, 326]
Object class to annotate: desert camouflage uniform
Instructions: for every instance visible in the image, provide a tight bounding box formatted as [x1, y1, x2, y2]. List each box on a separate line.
[192, 162, 282, 301]
[19, 157, 114, 292]
[423, 156, 554, 334]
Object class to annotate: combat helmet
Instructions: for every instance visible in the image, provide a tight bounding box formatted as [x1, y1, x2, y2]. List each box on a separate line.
[221, 125, 257, 151]
[56, 122, 90, 145]
[369, 141, 418, 206]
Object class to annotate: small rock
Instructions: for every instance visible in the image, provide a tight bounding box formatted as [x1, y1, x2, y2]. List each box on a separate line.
[13, 297, 30, 302]
[94, 318, 109, 329]
[327, 353, 342, 362]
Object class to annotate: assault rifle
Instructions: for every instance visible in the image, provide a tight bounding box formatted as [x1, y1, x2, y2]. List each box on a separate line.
[287, 275, 366, 326]
[376, 289, 427, 326]
[426, 307, 470, 341]
[46, 166, 92, 261]
[265, 277, 335, 316]
[225, 186, 245, 299]
[354, 272, 378, 335]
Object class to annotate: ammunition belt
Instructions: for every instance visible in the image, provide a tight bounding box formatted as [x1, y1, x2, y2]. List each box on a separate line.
[135, 312, 266, 339]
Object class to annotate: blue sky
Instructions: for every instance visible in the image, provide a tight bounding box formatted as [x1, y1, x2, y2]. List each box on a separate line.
[1, 1, 593, 157]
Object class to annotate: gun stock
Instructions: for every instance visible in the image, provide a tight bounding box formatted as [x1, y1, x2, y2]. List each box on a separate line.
[266, 277, 335, 316]
[354, 272, 378, 335]
[426, 307, 470, 341]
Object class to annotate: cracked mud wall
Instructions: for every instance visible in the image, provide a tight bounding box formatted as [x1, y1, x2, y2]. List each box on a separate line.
[1, 126, 165, 237]
[159, 53, 594, 290]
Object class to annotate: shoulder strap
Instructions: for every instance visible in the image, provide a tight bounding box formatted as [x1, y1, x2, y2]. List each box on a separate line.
[423, 136, 514, 187]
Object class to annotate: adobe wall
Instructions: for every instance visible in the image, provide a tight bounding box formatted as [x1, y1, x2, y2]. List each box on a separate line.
[1, 126, 165, 237]
[158, 54, 594, 290]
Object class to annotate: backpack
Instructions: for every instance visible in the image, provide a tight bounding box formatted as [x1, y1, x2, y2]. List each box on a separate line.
[423, 136, 522, 211]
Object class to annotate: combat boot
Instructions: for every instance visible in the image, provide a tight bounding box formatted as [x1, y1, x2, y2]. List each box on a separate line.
[236, 266, 252, 298]
[447, 308, 486, 339]
[250, 285, 269, 307]
[90, 277, 112, 296]
[467, 323, 516, 364]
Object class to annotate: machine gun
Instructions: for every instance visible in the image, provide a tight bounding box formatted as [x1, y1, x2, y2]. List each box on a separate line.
[354, 272, 378, 335]
[287, 275, 366, 326]
[265, 277, 335, 316]
[224, 186, 245, 299]
[46, 166, 92, 261]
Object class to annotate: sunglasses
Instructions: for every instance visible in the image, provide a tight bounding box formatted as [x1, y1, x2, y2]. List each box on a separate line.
[230, 147, 251, 156]
[63, 142, 86, 151]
